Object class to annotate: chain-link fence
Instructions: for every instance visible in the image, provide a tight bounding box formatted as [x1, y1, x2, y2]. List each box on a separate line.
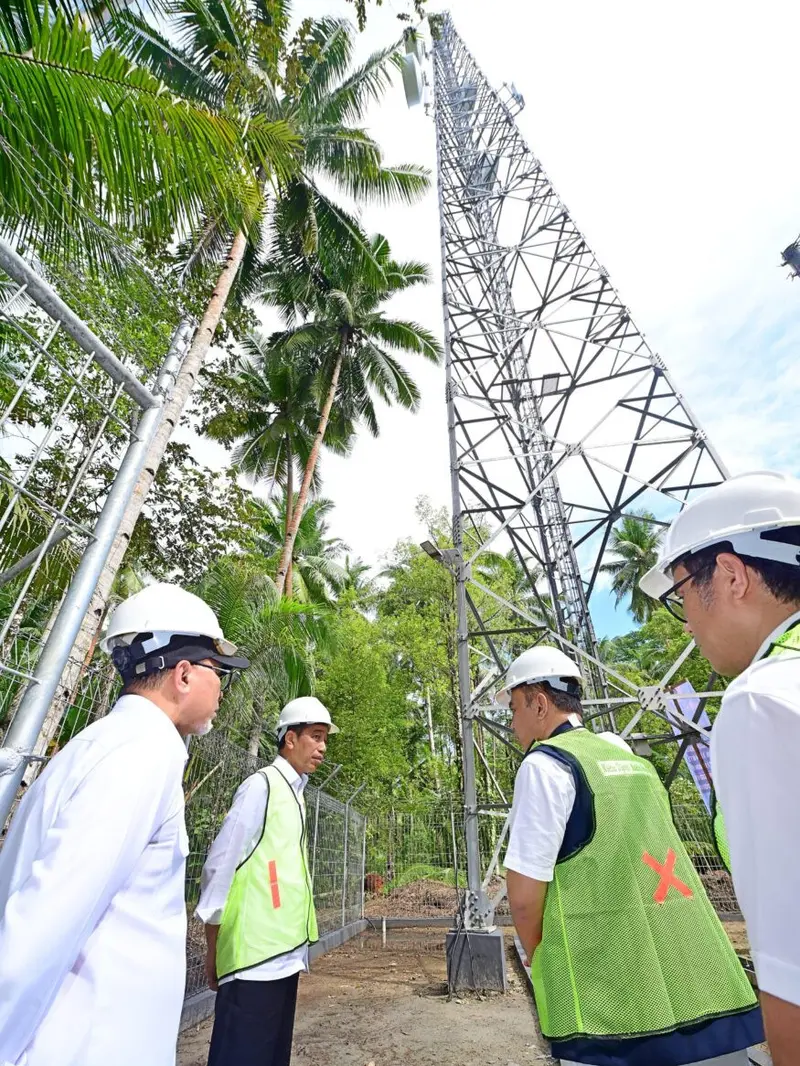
[0, 244, 180, 679]
[673, 803, 740, 918]
[365, 807, 466, 921]
[0, 633, 121, 829]
[364, 801, 740, 935]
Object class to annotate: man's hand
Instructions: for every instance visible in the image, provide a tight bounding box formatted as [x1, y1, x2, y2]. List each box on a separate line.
[205, 952, 219, 992]
[204, 924, 220, 992]
[506, 868, 548, 963]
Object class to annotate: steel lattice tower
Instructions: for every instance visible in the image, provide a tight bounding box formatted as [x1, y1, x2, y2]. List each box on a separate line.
[424, 13, 730, 934]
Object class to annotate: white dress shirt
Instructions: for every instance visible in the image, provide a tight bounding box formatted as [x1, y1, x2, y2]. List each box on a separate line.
[0, 695, 189, 1066]
[505, 725, 632, 881]
[196, 755, 309, 983]
[712, 608, 800, 1006]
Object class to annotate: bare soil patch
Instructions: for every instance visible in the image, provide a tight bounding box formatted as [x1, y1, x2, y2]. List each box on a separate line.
[178, 928, 553, 1066]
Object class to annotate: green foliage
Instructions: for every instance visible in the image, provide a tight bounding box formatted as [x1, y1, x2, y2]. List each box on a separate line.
[315, 606, 410, 801]
[254, 231, 442, 439]
[384, 864, 457, 892]
[0, 0, 292, 262]
[602, 607, 723, 698]
[202, 328, 353, 491]
[128, 442, 260, 584]
[197, 555, 331, 752]
[249, 494, 349, 605]
[118, 6, 429, 294]
[345, 0, 427, 33]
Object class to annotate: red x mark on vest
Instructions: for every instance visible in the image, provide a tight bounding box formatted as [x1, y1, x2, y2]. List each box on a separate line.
[642, 848, 693, 904]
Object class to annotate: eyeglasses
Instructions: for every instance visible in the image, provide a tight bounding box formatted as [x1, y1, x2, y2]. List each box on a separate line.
[659, 573, 694, 622]
[193, 661, 234, 691]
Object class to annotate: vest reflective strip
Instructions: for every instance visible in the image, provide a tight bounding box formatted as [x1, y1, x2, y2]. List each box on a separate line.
[268, 859, 281, 909]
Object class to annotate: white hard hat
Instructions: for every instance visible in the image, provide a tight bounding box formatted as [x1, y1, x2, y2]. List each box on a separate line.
[277, 696, 340, 741]
[495, 646, 582, 708]
[639, 471, 800, 599]
[101, 583, 248, 681]
[102, 583, 237, 654]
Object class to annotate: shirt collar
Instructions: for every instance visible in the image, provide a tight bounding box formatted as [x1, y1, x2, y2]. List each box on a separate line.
[112, 693, 189, 763]
[272, 754, 308, 793]
[751, 608, 800, 665]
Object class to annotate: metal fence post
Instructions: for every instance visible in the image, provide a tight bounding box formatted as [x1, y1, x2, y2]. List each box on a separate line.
[0, 341, 184, 824]
[311, 764, 341, 887]
[341, 783, 365, 928]
[360, 809, 368, 919]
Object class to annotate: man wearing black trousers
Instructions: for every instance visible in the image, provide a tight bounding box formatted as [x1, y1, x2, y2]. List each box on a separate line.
[197, 697, 338, 1066]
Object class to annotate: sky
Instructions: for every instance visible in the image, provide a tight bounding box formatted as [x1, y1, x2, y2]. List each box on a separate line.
[191, 0, 800, 637]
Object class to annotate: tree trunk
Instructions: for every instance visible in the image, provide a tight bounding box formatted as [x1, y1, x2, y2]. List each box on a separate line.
[284, 446, 294, 600]
[248, 717, 262, 759]
[425, 686, 441, 790]
[47, 229, 249, 717]
[275, 340, 345, 595]
[23, 606, 106, 786]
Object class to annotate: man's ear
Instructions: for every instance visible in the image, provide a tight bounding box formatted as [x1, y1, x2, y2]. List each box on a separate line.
[715, 551, 751, 603]
[173, 659, 193, 693]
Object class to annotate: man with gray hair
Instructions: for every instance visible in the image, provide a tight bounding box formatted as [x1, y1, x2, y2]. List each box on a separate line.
[0, 583, 248, 1066]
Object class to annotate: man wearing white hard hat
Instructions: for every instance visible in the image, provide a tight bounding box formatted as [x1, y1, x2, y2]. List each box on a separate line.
[0, 583, 248, 1066]
[639, 470, 800, 1065]
[499, 645, 762, 1066]
[198, 694, 338, 1066]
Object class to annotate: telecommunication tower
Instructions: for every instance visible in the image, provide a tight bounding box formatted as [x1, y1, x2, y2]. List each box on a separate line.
[404, 14, 729, 987]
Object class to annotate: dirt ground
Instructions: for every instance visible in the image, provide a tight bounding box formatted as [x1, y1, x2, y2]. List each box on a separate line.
[724, 919, 750, 956]
[178, 928, 554, 1066]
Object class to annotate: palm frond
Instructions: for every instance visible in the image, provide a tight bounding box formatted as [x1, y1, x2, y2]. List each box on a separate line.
[0, 13, 262, 258]
[358, 342, 420, 410]
[315, 41, 403, 126]
[247, 113, 302, 184]
[107, 7, 224, 107]
[294, 17, 353, 115]
[365, 317, 442, 361]
[308, 184, 387, 286]
[325, 289, 355, 326]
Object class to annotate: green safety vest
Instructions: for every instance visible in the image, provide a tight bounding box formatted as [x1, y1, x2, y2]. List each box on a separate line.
[712, 619, 800, 872]
[529, 728, 757, 1042]
[216, 764, 319, 980]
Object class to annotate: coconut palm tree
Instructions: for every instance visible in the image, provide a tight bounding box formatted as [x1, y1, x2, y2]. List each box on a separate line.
[203, 329, 352, 596]
[342, 554, 372, 595]
[256, 232, 442, 594]
[600, 509, 664, 623]
[197, 554, 330, 755]
[251, 495, 348, 606]
[65, 9, 429, 693]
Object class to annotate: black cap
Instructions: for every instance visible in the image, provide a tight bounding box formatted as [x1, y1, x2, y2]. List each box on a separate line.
[112, 633, 250, 682]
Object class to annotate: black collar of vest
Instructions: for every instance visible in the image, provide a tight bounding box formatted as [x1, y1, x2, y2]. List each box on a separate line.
[524, 718, 576, 757]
